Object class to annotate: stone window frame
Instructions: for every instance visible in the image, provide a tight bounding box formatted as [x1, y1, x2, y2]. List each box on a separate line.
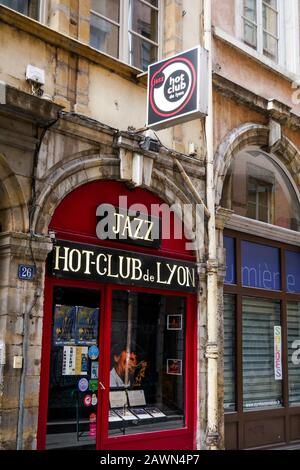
[89, 0, 162, 71]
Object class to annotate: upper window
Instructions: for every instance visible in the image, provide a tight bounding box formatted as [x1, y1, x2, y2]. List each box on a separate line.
[221, 148, 300, 232]
[90, 0, 160, 71]
[0, 0, 40, 20]
[242, 0, 280, 62]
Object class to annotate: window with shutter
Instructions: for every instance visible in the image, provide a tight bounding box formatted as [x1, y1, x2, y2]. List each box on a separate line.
[242, 297, 282, 409]
[288, 302, 300, 405]
[224, 294, 236, 412]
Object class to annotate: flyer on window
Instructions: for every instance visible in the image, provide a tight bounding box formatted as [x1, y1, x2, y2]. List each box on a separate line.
[53, 305, 77, 345]
[76, 306, 99, 345]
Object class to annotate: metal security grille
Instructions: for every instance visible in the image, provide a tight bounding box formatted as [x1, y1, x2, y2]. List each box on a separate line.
[224, 294, 236, 411]
[288, 302, 300, 404]
[242, 297, 282, 409]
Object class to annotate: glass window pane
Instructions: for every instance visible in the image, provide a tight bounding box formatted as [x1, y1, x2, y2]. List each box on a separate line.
[129, 33, 158, 70]
[90, 15, 119, 58]
[263, 32, 278, 61]
[247, 202, 257, 220]
[46, 287, 101, 449]
[288, 302, 300, 405]
[286, 251, 300, 294]
[130, 0, 158, 42]
[244, 20, 257, 48]
[263, 5, 278, 35]
[264, 0, 277, 7]
[224, 236, 236, 285]
[224, 295, 236, 412]
[243, 0, 257, 22]
[1, 0, 39, 19]
[259, 204, 269, 223]
[1, 0, 28, 14]
[91, 0, 120, 23]
[144, 0, 158, 6]
[109, 291, 186, 436]
[241, 241, 281, 290]
[243, 297, 282, 410]
[247, 177, 273, 223]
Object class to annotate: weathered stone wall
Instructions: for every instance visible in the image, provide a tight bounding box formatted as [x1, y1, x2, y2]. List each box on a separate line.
[0, 101, 206, 449]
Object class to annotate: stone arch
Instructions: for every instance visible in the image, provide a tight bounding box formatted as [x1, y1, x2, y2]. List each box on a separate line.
[0, 153, 28, 232]
[32, 152, 200, 260]
[214, 122, 300, 205]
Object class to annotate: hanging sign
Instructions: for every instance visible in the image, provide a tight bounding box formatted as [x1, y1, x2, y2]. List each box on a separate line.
[51, 240, 197, 293]
[147, 46, 208, 130]
[274, 326, 282, 380]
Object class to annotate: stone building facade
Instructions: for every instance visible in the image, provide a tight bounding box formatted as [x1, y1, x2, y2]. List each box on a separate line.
[0, 0, 300, 451]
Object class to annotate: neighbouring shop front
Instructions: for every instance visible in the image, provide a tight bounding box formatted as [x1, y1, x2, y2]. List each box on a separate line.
[222, 147, 300, 449]
[37, 180, 197, 450]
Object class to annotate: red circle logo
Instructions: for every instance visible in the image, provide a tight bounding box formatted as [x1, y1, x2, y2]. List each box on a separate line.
[150, 57, 197, 118]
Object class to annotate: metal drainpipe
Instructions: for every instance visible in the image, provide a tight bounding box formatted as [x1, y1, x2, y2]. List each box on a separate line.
[16, 114, 60, 450]
[204, 0, 220, 450]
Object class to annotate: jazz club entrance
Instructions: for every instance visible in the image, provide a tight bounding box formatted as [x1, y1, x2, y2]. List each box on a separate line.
[37, 181, 198, 450]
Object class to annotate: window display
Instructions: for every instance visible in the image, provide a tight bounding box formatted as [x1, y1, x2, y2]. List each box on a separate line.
[243, 297, 282, 409]
[109, 291, 186, 436]
[46, 287, 101, 449]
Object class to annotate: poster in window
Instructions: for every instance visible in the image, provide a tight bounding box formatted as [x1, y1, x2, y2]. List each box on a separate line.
[167, 314, 182, 330]
[53, 305, 76, 345]
[74, 346, 88, 376]
[76, 306, 99, 345]
[166, 358, 182, 375]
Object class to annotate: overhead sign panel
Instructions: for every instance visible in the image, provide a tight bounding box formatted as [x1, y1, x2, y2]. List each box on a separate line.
[147, 46, 208, 130]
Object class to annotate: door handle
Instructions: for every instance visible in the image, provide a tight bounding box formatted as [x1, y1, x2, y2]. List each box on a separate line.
[99, 381, 106, 390]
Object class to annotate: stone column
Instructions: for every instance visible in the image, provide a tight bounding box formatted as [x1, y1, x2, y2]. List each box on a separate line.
[215, 207, 234, 450]
[0, 233, 52, 450]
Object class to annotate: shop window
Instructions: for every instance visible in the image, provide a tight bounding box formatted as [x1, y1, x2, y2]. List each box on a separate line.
[224, 294, 236, 412]
[242, 297, 282, 409]
[242, 0, 280, 62]
[221, 148, 300, 232]
[0, 0, 40, 19]
[46, 286, 101, 449]
[224, 231, 300, 446]
[109, 291, 186, 436]
[90, 0, 160, 71]
[288, 302, 300, 405]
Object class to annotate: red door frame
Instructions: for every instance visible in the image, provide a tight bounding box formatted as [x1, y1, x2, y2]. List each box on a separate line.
[37, 276, 197, 450]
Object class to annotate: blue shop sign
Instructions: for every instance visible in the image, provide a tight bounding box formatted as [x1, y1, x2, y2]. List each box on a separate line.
[241, 241, 281, 290]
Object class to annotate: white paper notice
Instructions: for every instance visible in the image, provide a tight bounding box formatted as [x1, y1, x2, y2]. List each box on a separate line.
[62, 346, 76, 376]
